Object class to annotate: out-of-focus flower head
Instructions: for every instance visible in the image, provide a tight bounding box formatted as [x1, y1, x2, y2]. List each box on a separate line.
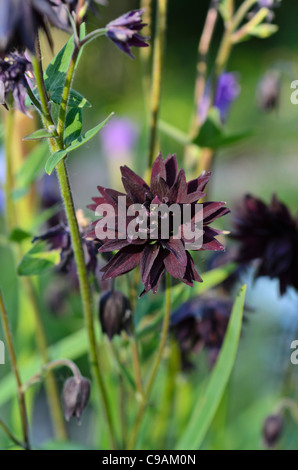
[33, 210, 101, 275]
[101, 118, 138, 159]
[50, 0, 107, 26]
[171, 297, 233, 370]
[257, 70, 281, 112]
[99, 290, 132, 340]
[263, 414, 284, 448]
[232, 194, 298, 296]
[37, 174, 63, 228]
[214, 72, 241, 123]
[62, 376, 91, 424]
[106, 9, 149, 59]
[198, 72, 240, 125]
[0, 52, 32, 115]
[0, 0, 70, 55]
[249, 0, 281, 23]
[88, 153, 230, 296]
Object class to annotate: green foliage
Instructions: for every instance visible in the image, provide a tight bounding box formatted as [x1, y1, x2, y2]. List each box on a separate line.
[64, 108, 83, 147]
[45, 113, 114, 174]
[23, 129, 56, 141]
[175, 285, 247, 450]
[18, 241, 61, 276]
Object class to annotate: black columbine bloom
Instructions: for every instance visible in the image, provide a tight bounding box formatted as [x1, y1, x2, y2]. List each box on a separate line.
[99, 290, 132, 340]
[62, 376, 91, 424]
[232, 194, 298, 295]
[33, 218, 101, 275]
[0, 0, 69, 55]
[88, 153, 229, 296]
[0, 52, 32, 115]
[106, 9, 149, 59]
[171, 297, 233, 370]
[263, 414, 284, 449]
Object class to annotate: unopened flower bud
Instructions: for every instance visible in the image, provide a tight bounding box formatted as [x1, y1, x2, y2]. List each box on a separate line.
[62, 376, 91, 424]
[263, 414, 284, 448]
[99, 291, 132, 340]
[257, 71, 281, 112]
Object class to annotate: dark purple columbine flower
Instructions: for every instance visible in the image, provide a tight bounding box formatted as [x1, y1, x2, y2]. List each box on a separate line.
[249, 0, 281, 23]
[33, 214, 101, 275]
[50, 0, 106, 25]
[99, 290, 132, 340]
[0, 52, 32, 115]
[88, 153, 230, 297]
[232, 194, 298, 295]
[257, 70, 281, 112]
[0, 0, 69, 55]
[62, 376, 91, 424]
[171, 297, 233, 370]
[263, 414, 284, 449]
[106, 9, 149, 59]
[214, 72, 240, 123]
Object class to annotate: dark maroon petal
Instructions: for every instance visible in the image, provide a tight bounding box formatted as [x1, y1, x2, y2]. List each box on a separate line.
[121, 165, 150, 190]
[162, 238, 187, 267]
[150, 152, 166, 186]
[165, 154, 178, 188]
[203, 202, 230, 225]
[185, 252, 203, 283]
[150, 176, 170, 200]
[101, 245, 143, 279]
[140, 243, 160, 284]
[187, 172, 211, 194]
[122, 176, 150, 203]
[164, 251, 187, 280]
[140, 248, 167, 296]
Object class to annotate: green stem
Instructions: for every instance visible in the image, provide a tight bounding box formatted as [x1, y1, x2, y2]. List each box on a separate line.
[0, 290, 30, 450]
[4, 110, 16, 230]
[22, 359, 82, 392]
[23, 280, 67, 440]
[0, 418, 26, 449]
[147, 0, 168, 170]
[140, 0, 153, 117]
[232, 0, 258, 31]
[33, 40, 117, 449]
[127, 273, 171, 450]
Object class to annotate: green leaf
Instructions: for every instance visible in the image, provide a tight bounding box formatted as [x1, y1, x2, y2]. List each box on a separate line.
[16, 142, 49, 189]
[250, 24, 279, 38]
[64, 108, 83, 147]
[18, 241, 61, 276]
[9, 228, 32, 243]
[44, 36, 76, 92]
[45, 112, 114, 175]
[175, 285, 246, 450]
[193, 108, 251, 149]
[50, 87, 91, 108]
[23, 128, 56, 141]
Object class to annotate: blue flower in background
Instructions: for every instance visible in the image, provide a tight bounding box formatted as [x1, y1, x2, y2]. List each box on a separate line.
[214, 72, 241, 123]
[100, 118, 138, 158]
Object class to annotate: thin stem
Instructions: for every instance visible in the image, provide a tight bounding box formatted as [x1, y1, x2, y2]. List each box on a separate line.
[4, 109, 16, 230]
[147, 0, 168, 170]
[140, 0, 153, 116]
[127, 273, 171, 450]
[0, 418, 26, 449]
[22, 359, 82, 393]
[232, 0, 258, 31]
[0, 290, 30, 450]
[23, 280, 67, 440]
[26, 86, 42, 113]
[33, 41, 117, 449]
[189, 0, 220, 139]
[128, 273, 143, 397]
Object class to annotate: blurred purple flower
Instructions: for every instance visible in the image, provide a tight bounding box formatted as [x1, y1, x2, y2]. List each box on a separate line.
[0, 52, 32, 115]
[198, 72, 240, 125]
[171, 297, 233, 370]
[214, 72, 241, 123]
[100, 118, 138, 159]
[106, 9, 149, 59]
[232, 194, 298, 296]
[257, 70, 281, 112]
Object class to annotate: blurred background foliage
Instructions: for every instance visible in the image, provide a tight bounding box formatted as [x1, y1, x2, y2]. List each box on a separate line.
[0, 0, 298, 450]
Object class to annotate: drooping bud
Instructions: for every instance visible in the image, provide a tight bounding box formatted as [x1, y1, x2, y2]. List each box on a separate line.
[62, 376, 91, 424]
[263, 414, 284, 448]
[257, 71, 281, 112]
[99, 290, 132, 340]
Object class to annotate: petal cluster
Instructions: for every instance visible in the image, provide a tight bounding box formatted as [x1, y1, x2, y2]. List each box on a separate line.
[106, 9, 149, 59]
[88, 153, 229, 296]
[232, 194, 298, 295]
[0, 52, 32, 115]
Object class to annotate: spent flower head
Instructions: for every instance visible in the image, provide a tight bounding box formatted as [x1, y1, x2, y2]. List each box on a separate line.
[263, 414, 284, 449]
[62, 376, 91, 424]
[99, 290, 132, 340]
[0, 52, 32, 115]
[106, 9, 149, 59]
[232, 194, 298, 295]
[88, 153, 229, 297]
